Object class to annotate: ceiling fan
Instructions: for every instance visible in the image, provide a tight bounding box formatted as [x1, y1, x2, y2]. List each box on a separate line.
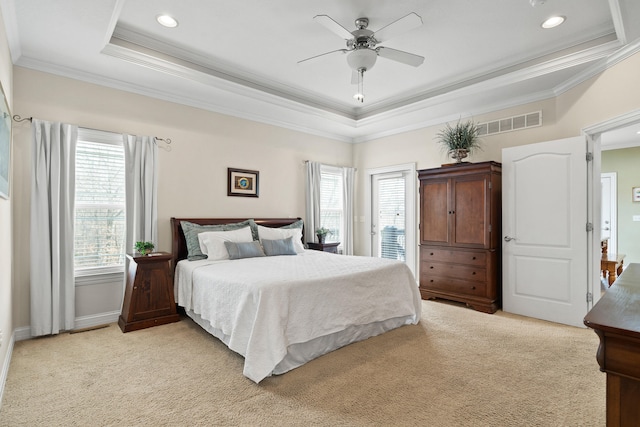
[298, 12, 425, 102]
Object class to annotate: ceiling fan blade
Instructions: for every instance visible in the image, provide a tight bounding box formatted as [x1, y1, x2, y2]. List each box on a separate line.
[313, 15, 354, 40]
[297, 49, 348, 65]
[373, 12, 423, 42]
[377, 46, 424, 67]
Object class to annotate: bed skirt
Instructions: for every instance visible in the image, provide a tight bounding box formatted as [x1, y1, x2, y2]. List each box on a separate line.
[185, 309, 416, 381]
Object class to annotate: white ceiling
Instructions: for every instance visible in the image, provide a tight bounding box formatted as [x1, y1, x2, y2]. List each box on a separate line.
[2, 0, 640, 144]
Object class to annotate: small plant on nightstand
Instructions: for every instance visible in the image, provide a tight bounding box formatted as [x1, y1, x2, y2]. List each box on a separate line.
[135, 241, 155, 256]
[315, 227, 332, 244]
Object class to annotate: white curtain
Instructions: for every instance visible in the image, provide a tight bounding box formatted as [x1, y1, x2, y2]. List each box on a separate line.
[304, 161, 322, 244]
[30, 119, 78, 336]
[342, 166, 356, 255]
[123, 135, 158, 253]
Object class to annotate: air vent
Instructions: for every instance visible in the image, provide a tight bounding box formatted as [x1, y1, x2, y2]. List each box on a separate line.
[477, 111, 542, 137]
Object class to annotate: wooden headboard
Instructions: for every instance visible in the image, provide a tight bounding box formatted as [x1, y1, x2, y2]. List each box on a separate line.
[170, 217, 303, 268]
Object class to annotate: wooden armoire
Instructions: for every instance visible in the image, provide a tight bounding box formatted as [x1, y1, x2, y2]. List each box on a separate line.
[418, 161, 502, 313]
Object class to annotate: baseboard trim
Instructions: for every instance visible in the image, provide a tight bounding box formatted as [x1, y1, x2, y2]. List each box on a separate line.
[73, 311, 120, 331]
[13, 311, 121, 342]
[0, 331, 16, 411]
[13, 326, 30, 342]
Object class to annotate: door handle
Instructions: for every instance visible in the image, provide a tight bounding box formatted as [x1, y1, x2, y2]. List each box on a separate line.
[603, 227, 610, 231]
[504, 236, 516, 242]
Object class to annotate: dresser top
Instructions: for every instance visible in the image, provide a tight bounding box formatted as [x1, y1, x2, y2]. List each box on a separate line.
[584, 263, 640, 338]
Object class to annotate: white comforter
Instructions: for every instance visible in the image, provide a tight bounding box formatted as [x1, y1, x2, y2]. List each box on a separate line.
[174, 250, 421, 382]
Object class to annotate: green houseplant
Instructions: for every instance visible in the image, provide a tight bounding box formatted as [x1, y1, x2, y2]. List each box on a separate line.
[135, 241, 155, 256]
[435, 119, 482, 163]
[315, 227, 332, 244]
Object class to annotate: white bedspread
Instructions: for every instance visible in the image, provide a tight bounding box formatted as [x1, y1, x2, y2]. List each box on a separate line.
[175, 250, 421, 382]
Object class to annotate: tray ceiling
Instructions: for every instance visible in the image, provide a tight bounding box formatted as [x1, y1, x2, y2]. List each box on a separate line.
[2, 0, 640, 142]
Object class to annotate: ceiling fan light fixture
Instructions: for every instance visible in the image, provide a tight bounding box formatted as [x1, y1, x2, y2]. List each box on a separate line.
[541, 16, 565, 29]
[347, 49, 377, 71]
[157, 14, 179, 28]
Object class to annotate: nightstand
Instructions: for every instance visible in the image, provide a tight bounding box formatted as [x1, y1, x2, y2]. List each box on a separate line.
[307, 242, 340, 254]
[118, 252, 180, 332]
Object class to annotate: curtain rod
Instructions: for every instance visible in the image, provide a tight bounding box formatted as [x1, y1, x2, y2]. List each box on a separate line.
[303, 160, 357, 171]
[12, 115, 172, 149]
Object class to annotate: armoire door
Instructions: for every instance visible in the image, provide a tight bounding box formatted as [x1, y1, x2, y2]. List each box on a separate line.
[420, 179, 450, 245]
[452, 175, 491, 248]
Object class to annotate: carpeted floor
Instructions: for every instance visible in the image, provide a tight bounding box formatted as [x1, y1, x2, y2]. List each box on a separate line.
[0, 300, 605, 426]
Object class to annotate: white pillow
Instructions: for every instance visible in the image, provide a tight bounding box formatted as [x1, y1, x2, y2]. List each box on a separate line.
[257, 225, 305, 253]
[197, 226, 254, 261]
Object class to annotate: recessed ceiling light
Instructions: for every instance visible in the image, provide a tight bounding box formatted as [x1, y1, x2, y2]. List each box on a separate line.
[541, 16, 565, 29]
[157, 14, 178, 28]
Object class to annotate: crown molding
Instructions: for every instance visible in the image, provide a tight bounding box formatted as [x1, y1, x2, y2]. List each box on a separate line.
[110, 26, 355, 118]
[12, 32, 634, 145]
[555, 37, 640, 96]
[14, 56, 356, 142]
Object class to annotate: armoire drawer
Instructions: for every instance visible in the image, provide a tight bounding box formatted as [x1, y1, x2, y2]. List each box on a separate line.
[420, 276, 487, 297]
[420, 247, 486, 266]
[421, 261, 487, 283]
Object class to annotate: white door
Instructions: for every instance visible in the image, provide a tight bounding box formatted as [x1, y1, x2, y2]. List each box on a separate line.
[366, 164, 417, 277]
[600, 172, 617, 253]
[502, 136, 593, 327]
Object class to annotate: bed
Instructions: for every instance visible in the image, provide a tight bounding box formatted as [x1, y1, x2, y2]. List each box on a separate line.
[170, 217, 422, 383]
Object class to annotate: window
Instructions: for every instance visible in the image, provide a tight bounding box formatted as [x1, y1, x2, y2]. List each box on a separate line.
[74, 129, 126, 276]
[376, 176, 406, 261]
[320, 166, 343, 244]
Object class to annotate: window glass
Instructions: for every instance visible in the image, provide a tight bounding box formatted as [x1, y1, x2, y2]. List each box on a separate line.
[320, 167, 343, 244]
[74, 131, 126, 274]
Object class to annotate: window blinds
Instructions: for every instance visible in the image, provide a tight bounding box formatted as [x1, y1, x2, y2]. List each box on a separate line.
[74, 140, 126, 270]
[377, 177, 406, 261]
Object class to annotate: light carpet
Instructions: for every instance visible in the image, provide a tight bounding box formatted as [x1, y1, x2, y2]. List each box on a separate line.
[0, 300, 605, 426]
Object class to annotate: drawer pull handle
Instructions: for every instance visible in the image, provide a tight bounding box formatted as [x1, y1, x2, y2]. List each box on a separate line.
[430, 266, 434, 269]
[430, 280, 434, 283]
[472, 256, 476, 260]
[472, 272, 476, 275]
[472, 286, 476, 290]
[430, 252, 434, 256]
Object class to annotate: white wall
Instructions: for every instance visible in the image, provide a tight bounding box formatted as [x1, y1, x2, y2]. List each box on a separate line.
[0, 3, 13, 405]
[9, 46, 640, 337]
[352, 51, 640, 254]
[11, 67, 353, 330]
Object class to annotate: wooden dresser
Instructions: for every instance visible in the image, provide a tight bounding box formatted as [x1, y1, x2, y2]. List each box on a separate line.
[584, 263, 640, 426]
[418, 161, 502, 313]
[118, 252, 180, 332]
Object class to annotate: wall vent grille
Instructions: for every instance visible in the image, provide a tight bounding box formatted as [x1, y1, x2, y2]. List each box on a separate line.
[477, 110, 542, 136]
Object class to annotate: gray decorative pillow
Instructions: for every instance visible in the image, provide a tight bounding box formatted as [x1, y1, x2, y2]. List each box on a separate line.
[281, 219, 303, 230]
[181, 219, 257, 260]
[224, 241, 266, 260]
[262, 237, 297, 256]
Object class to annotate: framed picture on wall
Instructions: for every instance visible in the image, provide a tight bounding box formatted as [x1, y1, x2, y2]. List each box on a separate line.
[0, 81, 11, 200]
[228, 168, 259, 197]
[633, 187, 640, 202]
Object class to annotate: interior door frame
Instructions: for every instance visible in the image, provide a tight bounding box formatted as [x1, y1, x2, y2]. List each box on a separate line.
[583, 108, 640, 306]
[365, 163, 417, 277]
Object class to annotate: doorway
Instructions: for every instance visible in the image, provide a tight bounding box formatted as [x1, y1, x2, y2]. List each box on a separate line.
[365, 163, 417, 277]
[600, 172, 617, 254]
